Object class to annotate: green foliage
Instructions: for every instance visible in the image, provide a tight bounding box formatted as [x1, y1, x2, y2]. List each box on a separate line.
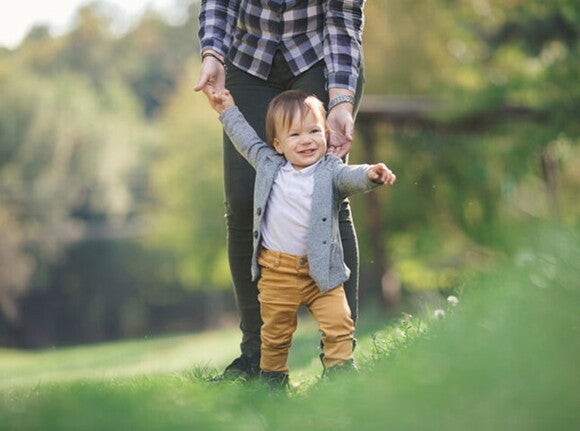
[363, 1, 459, 95]
[351, 0, 579, 293]
[0, 65, 151, 319]
[11, 3, 199, 116]
[143, 59, 230, 289]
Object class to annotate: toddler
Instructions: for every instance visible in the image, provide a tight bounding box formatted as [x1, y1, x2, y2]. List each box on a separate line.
[206, 89, 396, 387]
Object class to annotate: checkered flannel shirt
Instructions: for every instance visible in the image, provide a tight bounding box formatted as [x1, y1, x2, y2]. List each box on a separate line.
[198, 0, 365, 93]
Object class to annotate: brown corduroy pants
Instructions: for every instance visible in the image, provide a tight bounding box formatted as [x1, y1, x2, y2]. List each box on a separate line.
[257, 249, 355, 374]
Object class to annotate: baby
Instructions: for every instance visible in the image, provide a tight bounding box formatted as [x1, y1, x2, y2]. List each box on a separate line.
[206, 88, 396, 387]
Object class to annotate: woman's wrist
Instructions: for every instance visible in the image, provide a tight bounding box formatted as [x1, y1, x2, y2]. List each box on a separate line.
[328, 94, 355, 111]
[328, 88, 355, 113]
[201, 50, 225, 66]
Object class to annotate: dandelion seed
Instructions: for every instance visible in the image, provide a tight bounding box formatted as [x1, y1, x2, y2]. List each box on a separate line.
[433, 309, 446, 319]
[447, 295, 459, 306]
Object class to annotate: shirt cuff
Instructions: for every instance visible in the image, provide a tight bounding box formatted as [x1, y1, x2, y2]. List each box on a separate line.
[327, 72, 358, 94]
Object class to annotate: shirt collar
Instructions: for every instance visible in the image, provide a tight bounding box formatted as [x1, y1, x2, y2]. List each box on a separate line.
[281, 159, 322, 175]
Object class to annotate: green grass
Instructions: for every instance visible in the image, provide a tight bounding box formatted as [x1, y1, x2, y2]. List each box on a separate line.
[0, 328, 241, 388]
[1, 225, 578, 431]
[0, 309, 390, 390]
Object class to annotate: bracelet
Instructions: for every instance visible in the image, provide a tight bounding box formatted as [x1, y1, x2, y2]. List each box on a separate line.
[328, 94, 355, 111]
[202, 52, 226, 67]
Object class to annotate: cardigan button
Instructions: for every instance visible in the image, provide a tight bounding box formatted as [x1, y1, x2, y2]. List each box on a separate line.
[322, 217, 327, 222]
[257, 207, 262, 216]
[253, 231, 259, 238]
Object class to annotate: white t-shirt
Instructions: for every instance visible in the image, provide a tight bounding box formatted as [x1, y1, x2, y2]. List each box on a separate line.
[261, 160, 321, 256]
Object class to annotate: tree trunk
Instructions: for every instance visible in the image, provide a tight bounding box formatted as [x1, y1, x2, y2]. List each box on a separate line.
[358, 121, 401, 308]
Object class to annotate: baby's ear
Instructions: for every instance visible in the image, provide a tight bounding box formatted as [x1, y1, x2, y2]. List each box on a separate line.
[273, 138, 283, 154]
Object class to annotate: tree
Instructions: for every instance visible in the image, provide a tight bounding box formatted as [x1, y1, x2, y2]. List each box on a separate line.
[0, 68, 150, 322]
[351, 0, 579, 300]
[144, 59, 230, 289]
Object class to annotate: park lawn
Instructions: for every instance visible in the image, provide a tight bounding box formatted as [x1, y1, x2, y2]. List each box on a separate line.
[0, 327, 240, 388]
[0, 309, 387, 390]
[0, 225, 578, 431]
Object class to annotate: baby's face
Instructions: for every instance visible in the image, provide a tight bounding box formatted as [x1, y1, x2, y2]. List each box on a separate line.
[273, 109, 327, 170]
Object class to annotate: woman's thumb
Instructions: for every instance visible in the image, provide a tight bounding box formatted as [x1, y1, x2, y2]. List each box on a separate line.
[194, 75, 207, 92]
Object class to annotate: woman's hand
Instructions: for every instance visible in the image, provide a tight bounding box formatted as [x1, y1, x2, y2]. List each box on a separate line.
[194, 50, 226, 98]
[327, 104, 354, 158]
[326, 89, 356, 158]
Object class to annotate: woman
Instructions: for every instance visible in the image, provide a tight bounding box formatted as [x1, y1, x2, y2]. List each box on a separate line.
[194, 0, 366, 378]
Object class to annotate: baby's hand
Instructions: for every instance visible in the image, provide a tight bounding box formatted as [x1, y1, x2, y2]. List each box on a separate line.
[368, 163, 396, 185]
[208, 89, 235, 114]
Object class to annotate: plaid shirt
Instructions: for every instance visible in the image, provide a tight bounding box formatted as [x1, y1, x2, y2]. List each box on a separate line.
[198, 0, 365, 93]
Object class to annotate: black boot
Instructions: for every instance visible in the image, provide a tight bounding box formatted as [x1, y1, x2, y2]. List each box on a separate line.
[217, 352, 261, 380]
[259, 370, 289, 390]
[322, 359, 359, 378]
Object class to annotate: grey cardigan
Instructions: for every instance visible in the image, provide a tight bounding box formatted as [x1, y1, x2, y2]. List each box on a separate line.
[219, 106, 380, 292]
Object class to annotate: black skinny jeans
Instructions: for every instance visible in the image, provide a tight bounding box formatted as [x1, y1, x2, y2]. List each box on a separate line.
[223, 51, 365, 355]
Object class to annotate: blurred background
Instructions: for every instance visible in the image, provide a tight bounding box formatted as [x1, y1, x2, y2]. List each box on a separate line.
[0, 0, 578, 349]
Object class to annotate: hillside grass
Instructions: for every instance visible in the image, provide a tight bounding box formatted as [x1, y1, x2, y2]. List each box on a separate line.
[0, 225, 578, 430]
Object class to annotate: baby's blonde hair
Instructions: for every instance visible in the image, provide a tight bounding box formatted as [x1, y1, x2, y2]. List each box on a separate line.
[265, 90, 327, 147]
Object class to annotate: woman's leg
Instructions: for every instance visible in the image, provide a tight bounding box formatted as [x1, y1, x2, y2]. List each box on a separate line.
[291, 62, 365, 323]
[222, 53, 364, 372]
[222, 62, 289, 363]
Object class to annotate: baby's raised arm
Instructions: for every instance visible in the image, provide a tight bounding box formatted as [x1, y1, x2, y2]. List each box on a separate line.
[367, 163, 396, 185]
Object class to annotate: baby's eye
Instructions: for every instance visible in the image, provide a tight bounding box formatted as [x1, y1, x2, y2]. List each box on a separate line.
[290, 132, 299, 137]
[310, 128, 321, 134]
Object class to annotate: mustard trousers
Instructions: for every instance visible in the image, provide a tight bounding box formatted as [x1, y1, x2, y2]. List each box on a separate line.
[257, 249, 355, 374]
